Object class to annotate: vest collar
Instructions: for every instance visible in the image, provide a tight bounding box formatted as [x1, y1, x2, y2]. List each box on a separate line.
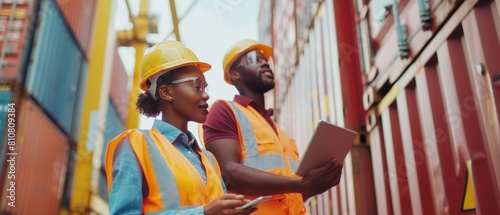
[233, 95, 274, 118]
[152, 119, 197, 147]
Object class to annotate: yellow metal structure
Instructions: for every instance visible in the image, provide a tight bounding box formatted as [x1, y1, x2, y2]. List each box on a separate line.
[118, 0, 157, 130]
[126, 42, 146, 129]
[169, 0, 181, 41]
[66, 0, 117, 213]
[163, 0, 199, 41]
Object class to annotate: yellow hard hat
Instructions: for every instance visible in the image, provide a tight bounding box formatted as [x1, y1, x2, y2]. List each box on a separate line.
[222, 39, 273, 84]
[140, 40, 211, 91]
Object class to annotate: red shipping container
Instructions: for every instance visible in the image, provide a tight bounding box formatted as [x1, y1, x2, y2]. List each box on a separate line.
[0, 96, 69, 214]
[0, 0, 34, 78]
[56, 0, 97, 59]
[260, 0, 500, 214]
[362, 0, 500, 214]
[110, 47, 129, 121]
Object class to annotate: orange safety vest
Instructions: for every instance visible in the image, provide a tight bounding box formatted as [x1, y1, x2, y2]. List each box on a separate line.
[105, 129, 224, 214]
[219, 100, 306, 215]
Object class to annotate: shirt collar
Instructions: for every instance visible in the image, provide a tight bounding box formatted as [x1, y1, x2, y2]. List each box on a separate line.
[233, 95, 274, 117]
[152, 119, 196, 146]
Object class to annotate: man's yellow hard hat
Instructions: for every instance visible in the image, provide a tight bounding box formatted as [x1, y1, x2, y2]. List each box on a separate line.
[222, 39, 273, 84]
[140, 40, 211, 91]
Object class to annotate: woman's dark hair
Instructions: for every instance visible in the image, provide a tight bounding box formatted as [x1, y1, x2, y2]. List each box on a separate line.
[136, 68, 183, 117]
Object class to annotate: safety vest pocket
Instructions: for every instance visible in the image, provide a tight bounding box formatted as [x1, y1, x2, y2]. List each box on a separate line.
[254, 128, 279, 153]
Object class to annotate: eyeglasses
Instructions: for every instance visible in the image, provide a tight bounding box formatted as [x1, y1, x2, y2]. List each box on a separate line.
[169, 77, 208, 96]
[235, 50, 268, 69]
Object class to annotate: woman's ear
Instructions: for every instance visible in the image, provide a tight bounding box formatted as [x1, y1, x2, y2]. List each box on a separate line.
[158, 85, 174, 102]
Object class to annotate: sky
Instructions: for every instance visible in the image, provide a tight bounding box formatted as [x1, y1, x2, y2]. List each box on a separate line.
[114, 0, 261, 140]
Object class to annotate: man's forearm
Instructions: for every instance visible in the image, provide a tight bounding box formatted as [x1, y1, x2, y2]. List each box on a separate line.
[223, 162, 303, 195]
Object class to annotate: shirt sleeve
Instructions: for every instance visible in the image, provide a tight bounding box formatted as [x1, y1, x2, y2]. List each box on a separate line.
[108, 138, 144, 215]
[108, 137, 207, 215]
[202, 101, 239, 144]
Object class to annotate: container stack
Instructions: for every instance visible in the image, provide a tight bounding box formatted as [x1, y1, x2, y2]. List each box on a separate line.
[0, 0, 129, 213]
[0, 0, 97, 213]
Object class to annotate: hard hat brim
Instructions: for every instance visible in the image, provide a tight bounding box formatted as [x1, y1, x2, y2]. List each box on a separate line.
[224, 44, 273, 84]
[140, 61, 211, 91]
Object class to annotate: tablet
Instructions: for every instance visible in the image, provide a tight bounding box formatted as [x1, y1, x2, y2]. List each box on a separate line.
[295, 120, 357, 176]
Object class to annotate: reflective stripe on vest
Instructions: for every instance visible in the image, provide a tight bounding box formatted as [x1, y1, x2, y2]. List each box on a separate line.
[228, 102, 287, 171]
[289, 158, 299, 172]
[139, 130, 182, 209]
[223, 101, 306, 215]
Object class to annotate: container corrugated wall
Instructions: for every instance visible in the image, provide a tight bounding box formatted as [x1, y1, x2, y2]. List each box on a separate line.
[55, 0, 96, 58]
[258, 0, 273, 49]
[360, 0, 500, 213]
[0, 96, 68, 214]
[25, 0, 86, 134]
[264, 0, 374, 214]
[110, 47, 129, 121]
[0, 0, 35, 78]
[271, 0, 298, 105]
[260, 0, 500, 213]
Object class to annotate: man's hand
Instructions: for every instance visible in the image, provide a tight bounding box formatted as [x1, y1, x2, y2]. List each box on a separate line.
[299, 159, 343, 200]
[204, 194, 257, 215]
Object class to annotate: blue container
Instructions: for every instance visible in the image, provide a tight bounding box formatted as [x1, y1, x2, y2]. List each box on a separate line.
[0, 89, 13, 171]
[25, 0, 86, 134]
[101, 100, 125, 164]
[98, 100, 125, 200]
[70, 61, 88, 142]
[0, 89, 13, 139]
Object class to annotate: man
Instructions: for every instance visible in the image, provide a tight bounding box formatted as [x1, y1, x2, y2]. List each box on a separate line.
[202, 39, 343, 214]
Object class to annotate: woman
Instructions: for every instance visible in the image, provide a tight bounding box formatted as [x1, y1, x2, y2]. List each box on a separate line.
[105, 41, 255, 215]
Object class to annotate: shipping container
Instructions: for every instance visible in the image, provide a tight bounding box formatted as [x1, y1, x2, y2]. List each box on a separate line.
[110, 47, 129, 121]
[258, 0, 273, 50]
[361, 0, 500, 214]
[271, 0, 298, 108]
[59, 148, 77, 210]
[102, 99, 125, 165]
[295, 0, 319, 56]
[0, 95, 69, 214]
[69, 60, 88, 143]
[25, 0, 87, 135]
[265, 0, 372, 214]
[0, 82, 12, 172]
[262, 0, 500, 214]
[55, 0, 97, 59]
[98, 99, 125, 201]
[0, 0, 37, 79]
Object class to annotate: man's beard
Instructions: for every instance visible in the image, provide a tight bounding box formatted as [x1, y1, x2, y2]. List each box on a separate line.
[241, 69, 275, 94]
